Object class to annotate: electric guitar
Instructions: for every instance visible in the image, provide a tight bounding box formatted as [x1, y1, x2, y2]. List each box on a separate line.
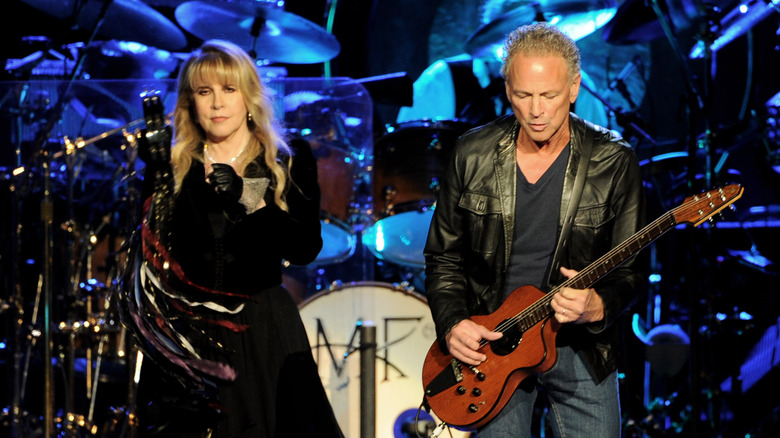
[421, 183, 744, 429]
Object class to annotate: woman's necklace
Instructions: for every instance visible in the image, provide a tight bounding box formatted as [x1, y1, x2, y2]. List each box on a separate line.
[204, 142, 247, 164]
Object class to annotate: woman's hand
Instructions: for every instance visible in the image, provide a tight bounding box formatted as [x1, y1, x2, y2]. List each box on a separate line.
[208, 163, 243, 205]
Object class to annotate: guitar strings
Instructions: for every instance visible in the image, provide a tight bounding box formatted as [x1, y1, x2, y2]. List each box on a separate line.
[479, 203, 691, 348]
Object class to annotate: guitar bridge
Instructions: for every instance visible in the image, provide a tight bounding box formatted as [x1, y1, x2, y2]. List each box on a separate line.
[451, 359, 464, 381]
[425, 359, 463, 397]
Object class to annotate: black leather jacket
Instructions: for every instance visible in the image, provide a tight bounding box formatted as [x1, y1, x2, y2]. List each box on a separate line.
[424, 113, 646, 382]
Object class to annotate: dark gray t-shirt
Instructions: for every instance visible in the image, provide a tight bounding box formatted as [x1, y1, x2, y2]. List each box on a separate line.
[503, 144, 569, 297]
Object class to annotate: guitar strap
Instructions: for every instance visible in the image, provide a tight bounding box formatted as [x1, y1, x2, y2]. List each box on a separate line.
[548, 122, 593, 285]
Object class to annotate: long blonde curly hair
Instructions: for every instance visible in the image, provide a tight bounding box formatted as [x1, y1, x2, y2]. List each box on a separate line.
[171, 39, 290, 211]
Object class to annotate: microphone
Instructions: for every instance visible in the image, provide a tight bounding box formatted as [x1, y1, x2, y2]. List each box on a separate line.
[604, 55, 642, 108]
[603, 55, 642, 101]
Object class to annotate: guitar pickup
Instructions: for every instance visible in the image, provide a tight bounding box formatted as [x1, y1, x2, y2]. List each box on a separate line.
[425, 359, 463, 397]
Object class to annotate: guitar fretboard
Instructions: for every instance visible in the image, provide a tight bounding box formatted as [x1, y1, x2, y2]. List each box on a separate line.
[496, 210, 680, 336]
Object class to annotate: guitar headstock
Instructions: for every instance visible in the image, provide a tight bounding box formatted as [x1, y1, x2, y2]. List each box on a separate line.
[672, 184, 745, 227]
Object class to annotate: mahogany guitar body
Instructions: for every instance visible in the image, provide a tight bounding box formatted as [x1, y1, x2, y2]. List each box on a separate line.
[422, 285, 561, 429]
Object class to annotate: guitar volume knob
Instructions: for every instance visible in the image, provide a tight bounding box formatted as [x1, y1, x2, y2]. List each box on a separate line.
[457, 386, 467, 395]
[472, 388, 482, 396]
[477, 372, 486, 381]
[468, 404, 479, 413]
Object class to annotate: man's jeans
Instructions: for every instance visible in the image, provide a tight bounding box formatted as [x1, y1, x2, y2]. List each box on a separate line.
[478, 345, 621, 438]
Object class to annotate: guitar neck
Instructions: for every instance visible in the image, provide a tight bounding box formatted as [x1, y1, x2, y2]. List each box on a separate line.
[564, 211, 678, 291]
[505, 184, 743, 336]
[507, 210, 677, 334]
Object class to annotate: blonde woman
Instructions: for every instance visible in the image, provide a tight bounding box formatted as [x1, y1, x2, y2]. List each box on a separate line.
[126, 40, 342, 438]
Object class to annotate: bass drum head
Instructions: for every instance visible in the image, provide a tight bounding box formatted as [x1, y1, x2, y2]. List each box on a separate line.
[298, 282, 471, 438]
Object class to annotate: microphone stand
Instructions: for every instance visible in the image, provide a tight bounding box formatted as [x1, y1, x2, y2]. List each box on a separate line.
[23, 0, 118, 434]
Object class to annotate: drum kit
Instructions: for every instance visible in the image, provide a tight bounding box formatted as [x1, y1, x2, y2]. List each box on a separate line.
[3, 0, 778, 437]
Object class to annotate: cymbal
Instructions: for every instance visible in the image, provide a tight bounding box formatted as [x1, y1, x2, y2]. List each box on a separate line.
[465, 0, 618, 60]
[602, 0, 716, 45]
[19, 0, 187, 52]
[175, 1, 340, 64]
[80, 40, 184, 79]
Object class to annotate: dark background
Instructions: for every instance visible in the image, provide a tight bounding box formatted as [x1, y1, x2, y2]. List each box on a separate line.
[2, 0, 779, 436]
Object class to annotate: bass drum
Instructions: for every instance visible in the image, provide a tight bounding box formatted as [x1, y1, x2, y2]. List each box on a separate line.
[298, 282, 472, 438]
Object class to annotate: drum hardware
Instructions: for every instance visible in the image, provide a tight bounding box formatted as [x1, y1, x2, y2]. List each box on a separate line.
[20, 69, 139, 437]
[765, 92, 780, 174]
[38, 411, 102, 437]
[578, 80, 656, 146]
[379, 185, 399, 217]
[5, 38, 78, 80]
[695, 0, 780, 55]
[4, 91, 146, 437]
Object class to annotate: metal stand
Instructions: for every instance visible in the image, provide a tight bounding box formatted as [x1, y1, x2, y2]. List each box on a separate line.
[359, 322, 376, 438]
[41, 146, 56, 438]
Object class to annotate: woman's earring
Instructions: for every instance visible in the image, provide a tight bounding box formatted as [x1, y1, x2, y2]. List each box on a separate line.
[247, 112, 253, 122]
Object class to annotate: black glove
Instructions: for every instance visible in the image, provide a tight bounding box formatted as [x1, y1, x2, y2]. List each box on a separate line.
[208, 163, 243, 205]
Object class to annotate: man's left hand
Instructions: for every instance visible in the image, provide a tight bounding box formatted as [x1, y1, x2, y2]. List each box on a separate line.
[551, 266, 605, 324]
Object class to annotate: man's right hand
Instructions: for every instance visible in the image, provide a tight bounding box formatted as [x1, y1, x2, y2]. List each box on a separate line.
[445, 319, 503, 366]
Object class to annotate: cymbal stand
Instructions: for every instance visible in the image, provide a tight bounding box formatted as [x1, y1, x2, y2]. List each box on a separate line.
[39, 142, 56, 438]
[647, 0, 705, 113]
[3, 82, 56, 436]
[18, 273, 44, 418]
[111, 130, 143, 438]
[86, 330, 109, 426]
[25, 1, 122, 433]
[3, 165, 32, 437]
[578, 81, 657, 145]
[83, 210, 127, 430]
[647, 1, 722, 435]
[63, 138, 81, 435]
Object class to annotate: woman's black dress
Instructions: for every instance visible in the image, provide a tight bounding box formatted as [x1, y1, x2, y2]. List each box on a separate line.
[133, 139, 342, 438]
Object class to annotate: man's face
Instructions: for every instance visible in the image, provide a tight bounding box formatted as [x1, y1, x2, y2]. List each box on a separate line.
[505, 54, 580, 146]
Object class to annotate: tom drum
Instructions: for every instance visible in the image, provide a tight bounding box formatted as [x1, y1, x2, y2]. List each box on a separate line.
[364, 120, 472, 268]
[312, 140, 359, 265]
